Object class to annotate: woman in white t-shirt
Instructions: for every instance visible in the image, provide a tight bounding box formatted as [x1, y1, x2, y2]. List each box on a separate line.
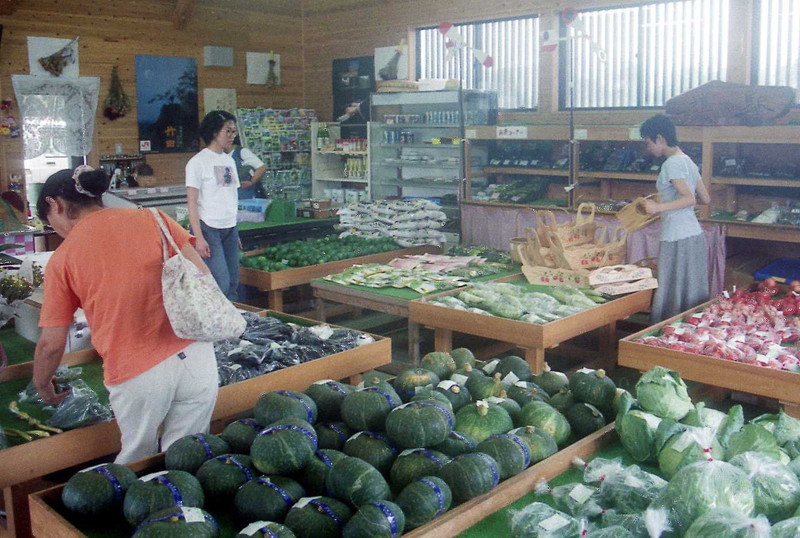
[230, 136, 267, 199]
[641, 114, 712, 323]
[185, 110, 241, 300]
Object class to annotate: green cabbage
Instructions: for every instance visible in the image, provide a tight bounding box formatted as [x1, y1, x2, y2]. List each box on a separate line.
[508, 501, 581, 538]
[683, 508, 769, 538]
[635, 367, 693, 421]
[775, 411, 800, 445]
[658, 427, 723, 479]
[534, 479, 602, 519]
[650, 460, 755, 536]
[790, 456, 800, 478]
[598, 465, 667, 514]
[729, 451, 800, 522]
[682, 402, 727, 433]
[771, 516, 800, 538]
[725, 424, 778, 460]
[600, 510, 647, 538]
[584, 526, 633, 538]
[716, 405, 744, 450]
[616, 410, 662, 463]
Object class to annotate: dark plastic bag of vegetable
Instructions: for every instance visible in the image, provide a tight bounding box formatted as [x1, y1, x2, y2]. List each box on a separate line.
[242, 316, 294, 343]
[44, 380, 113, 430]
[264, 345, 302, 366]
[18, 365, 83, 405]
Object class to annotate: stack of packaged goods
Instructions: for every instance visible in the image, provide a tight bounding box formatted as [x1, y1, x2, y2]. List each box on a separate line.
[338, 200, 447, 247]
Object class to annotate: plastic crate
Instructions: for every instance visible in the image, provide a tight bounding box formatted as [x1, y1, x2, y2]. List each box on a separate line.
[753, 258, 800, 283]
[237, 198, 272, 213]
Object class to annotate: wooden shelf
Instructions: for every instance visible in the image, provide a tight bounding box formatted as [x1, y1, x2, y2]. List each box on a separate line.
[375, 143, 461, 149]
[463, 200, 569, 210]
[314, 177, 369, 183]
[316, 150, 368, 156]
[579, 171, 657, 181]
[466, 124, 570, 140]
[710, 176, 800, 187]
[485, 167, 570, 176]
[703, 218, 800, 243]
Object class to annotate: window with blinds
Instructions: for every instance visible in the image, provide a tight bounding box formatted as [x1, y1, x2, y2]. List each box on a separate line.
[562, 0, 730, 109]
[417, 16, 540, 110]
[754, 0, 800, 101]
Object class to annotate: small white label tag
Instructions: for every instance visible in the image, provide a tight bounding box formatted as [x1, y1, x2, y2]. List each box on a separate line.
[399, 448, 421, 457]
[623, 473, 645, 489]
[465, 129, 477, 139]
[486, 397, 505, 405]
[140, 471, 169, 482]
[502, 371, 520, 385]
[568, 483, 594, 504]
[79, 463, 107, 473]
[577, 368, 593, 374]
[496, 125, 528, 139]
[438, 380, 458, 391]
[313, 379, 336, 385]
[350, 431, 364, 441]
[514, 381, 529, 388]
[628, 127, 640, 140]
[240, 521, 273, 536]
[293, 496, 321, 509]
[181, 507, 206, 523]
[451, 374, 468, 385]
[574, 129, 588, 140]
[482, 359, 500, 374]
[539, 513, 570, 531]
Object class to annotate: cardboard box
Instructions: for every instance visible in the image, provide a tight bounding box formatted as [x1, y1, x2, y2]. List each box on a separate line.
[312, 198, 332, 210]
[521, 264, 591, 287]
[588, 265, 653, 286]
[593, 277, 658, 295]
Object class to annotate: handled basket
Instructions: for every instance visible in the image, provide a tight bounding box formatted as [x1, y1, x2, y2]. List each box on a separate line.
[536, 203, 598, 248]
[616, 194, 658, 232]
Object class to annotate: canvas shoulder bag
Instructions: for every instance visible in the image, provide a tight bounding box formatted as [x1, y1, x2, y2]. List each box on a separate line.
[149, 208, 246, 342]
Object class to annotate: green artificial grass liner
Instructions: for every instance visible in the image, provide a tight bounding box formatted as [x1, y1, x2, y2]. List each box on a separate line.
[0, 361, 108, 447]
[0, 326, 36, 365]
[237, 216, 337, 231]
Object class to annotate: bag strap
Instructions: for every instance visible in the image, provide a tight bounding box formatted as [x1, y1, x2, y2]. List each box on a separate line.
[149, 208, 181, 261]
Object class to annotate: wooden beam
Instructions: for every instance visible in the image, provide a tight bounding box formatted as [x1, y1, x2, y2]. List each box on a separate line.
[173, 0, 194, 29]
[0, 0, 19, 16]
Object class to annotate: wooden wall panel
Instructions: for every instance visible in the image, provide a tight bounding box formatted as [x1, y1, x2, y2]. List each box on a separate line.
[0, 0, 304, 192]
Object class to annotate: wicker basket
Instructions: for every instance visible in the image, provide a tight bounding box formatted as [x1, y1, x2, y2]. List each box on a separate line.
[517, 227, 557, 268]
[536, 203, 598, 248]
[616, 194, 658, 232]
[509, 209, 536, 263]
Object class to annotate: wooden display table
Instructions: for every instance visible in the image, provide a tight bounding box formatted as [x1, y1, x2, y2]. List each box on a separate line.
[409, 276, 653, 374]
[311, 269, 521, 365]
[0, 311, 390, 538]
[619, 299, 800, 418]
[239, 245, 439, 311]
[27, 422, 617, 538]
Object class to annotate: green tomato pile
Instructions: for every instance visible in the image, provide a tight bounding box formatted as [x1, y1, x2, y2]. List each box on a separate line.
[241, 235, 401, 272]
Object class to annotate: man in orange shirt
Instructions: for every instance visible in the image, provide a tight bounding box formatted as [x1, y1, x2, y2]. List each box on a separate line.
[33, 166, 218, 464]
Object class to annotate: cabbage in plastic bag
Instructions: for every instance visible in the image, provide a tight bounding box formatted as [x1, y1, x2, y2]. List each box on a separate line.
[725, 423, 779, 460]
[616, 410, 662, 463]
[649, 459, 755, 536]
[583, 526, 633, 538]
[683, 507, 769, 538]
[600, 510, 648, 538]
[634, 367, 693, 421]
[790, 456, 800, 478]
[18, 365, 83, 404]
[658, 427, 723, 479]
[775, 410, 800, 445]
[44, 379, 113, 430]
[598, 465, 668, 514]
[534, 479, 603, 519]
[771, 516, 800, 538]
[574, 457, 625, 486]
[682, 402, 727, 433]
[509, 502, 581, 537]
[729, 451, 800, 522]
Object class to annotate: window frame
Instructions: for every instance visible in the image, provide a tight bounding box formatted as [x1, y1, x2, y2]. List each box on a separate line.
[750, 0, 800, 104]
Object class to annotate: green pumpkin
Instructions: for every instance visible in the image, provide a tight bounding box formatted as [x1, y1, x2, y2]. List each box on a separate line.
[255, 390, 318, 426]
[284, 496, 353, 538]
[506, 381, 551, 407]
[569, 368, 617, 409]
[296, 449, 347, 495]
[437, 452, 500, 504]
[531, 363, 569, 396]
[476, 433, 532, 479]
[315, 422, 353, 451]
[508, 426, 559, 464]
[343, 431, 398, 475]
[450, 348, 476, 369]
[431, 430, 478, 457]
[449, 363, 484, 387]
[565, 402, 607, 438]
[467, 372, 505, 400]
[495, 355, 533, 385]
[361, 375, 398, 394]
[549, 388, 577, 413]
[386, 401, 454, 448]
[518, 401, 571, 447]
[61, 463, 137, 517]
[235, 521, 296, 538]
[220, 418, 263, 454]
[455, 400, 514, 443]
[165, 434, 230, 474]
[395, 476, 452, 530]
[234, 476, 305, 523]
[123, 470, 204, 527]
[305, 380, 355, 422]
[390, 449, 450, 492]
[410, 388, 454, 413]
[131, 507, 218, 538]
[326, 456, 392, 507]
[420, 352, 457, 380]
[394, 368, 441, 402]
[250, 418, 317, 475]
[341, 386, 401, 432]
[434, 380, 472, 411]
[343, 500, 406, 538]
[486, 392, 523, 426]
[196, 454, 256, 501]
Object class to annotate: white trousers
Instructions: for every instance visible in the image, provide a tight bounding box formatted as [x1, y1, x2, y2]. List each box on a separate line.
[107, 341, 218, 464]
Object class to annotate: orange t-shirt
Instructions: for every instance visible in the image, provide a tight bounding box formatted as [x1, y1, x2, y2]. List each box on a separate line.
[40, 208, 197, 386]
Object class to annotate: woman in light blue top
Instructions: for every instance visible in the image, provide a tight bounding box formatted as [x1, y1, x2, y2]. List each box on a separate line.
[641, 114, 711, 323]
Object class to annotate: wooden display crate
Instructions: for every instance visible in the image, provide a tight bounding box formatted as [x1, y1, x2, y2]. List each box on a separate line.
[0, 311, 390, 538]
[410, 276, 653, 374]
[618, 299, 800, 418]
[239, 245, 439, 311]
[27, 424, 618, 538]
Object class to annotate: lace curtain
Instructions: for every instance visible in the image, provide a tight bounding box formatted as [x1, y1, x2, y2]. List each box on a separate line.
[11, 75, 100, 160]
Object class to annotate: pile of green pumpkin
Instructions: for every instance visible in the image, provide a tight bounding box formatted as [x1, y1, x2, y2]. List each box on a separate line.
[57, 349, 621, 538]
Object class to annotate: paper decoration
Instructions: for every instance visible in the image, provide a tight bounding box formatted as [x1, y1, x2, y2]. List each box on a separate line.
[203, 46, 234, 67]
[203, 88, 237, 115]
[246, 52, 280, 85]
[438, 23, 493, 68]
[27, 37, 80, 77]
[375, 43, 408, 81]
[540, 9, 607, 62]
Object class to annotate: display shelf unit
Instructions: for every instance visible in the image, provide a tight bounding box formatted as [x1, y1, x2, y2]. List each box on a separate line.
[0, 309, 391, 538]
[369, 90, 496, 205]
[310, 121, 370, 202]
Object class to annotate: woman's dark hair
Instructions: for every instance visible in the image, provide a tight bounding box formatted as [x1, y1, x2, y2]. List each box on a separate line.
[640, 114, 679, 146]
[36, 168, 109, 224]
[199, 110, 236, 145]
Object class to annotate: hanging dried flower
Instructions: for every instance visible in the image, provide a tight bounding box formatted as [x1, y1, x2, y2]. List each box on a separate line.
[103, 66, 131, 120]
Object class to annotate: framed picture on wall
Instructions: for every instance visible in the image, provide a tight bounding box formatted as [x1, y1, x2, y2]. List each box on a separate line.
[332, 56, 374, 139]
[135, 55, 199, 153]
